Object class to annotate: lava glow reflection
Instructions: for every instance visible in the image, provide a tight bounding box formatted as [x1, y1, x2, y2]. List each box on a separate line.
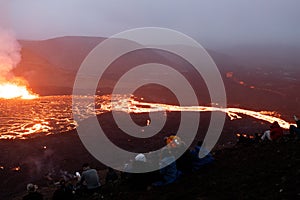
[104, 96, 293, 130]
[0, 95, 294, 139]
[0, 83, 38, 99]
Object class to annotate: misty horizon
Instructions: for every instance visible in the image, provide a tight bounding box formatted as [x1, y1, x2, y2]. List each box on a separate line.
[1, 1, 300, 48]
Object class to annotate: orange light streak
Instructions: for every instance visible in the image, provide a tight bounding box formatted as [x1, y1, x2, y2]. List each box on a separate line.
[106, 96, 294, 130]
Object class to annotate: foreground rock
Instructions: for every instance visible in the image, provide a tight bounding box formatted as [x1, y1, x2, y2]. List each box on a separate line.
[10, 138, 300, 200]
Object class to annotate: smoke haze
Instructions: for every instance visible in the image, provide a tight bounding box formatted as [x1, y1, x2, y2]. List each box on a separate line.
[0, 28, 21, 82]
[3, 1, 299, 48]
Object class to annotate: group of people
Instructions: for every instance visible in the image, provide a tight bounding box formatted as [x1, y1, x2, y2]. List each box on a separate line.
[123, 136, 214, 190]
[23, 136, 214, 199]
[24, 163, 103, 200]
[23, 115, 300, 199]
[260, 115, 300, 141]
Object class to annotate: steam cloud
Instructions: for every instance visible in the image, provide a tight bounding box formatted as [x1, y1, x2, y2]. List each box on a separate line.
[0, 28, 21, 82]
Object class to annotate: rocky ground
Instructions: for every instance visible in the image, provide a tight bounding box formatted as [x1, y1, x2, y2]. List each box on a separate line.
[1, 112, 299, 200]
[7, 137, 300, 200]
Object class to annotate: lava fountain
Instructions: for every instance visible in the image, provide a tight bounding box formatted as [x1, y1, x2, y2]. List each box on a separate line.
[0, 82, 38, 99]
[0, 28, 38, 99]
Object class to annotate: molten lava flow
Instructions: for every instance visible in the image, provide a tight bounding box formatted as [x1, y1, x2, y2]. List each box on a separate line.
[104, 95, 294, 130]
[0, 83, 38, 99]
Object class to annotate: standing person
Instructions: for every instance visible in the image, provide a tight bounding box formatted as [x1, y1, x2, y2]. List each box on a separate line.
[261, 121, 283, 141]
[79, 163, 101, 195]
[290, 115, 300, 139]
[23, 183, 43, 200]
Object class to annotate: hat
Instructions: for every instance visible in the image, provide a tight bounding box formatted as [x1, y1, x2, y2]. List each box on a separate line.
[135, 153, 146, 162]
[27, 183, 38, 192]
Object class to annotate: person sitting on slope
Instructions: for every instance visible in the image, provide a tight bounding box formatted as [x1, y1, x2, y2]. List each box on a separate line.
[261, 121, 283, 141]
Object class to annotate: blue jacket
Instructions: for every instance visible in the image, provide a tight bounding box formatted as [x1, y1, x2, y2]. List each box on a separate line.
[190, 146, 214, 171]
[152, 155, 181, 186]
[159, 156, 178, 184]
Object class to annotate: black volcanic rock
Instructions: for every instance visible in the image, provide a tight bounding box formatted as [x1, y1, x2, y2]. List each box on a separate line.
[8, 131, 300, 200]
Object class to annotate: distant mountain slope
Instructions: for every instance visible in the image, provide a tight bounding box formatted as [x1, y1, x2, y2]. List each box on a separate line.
[15, 36, 235, 96]
[13, 37, 105, 95]
[12, 36, 300, 116]
[19, 36, 106, 72]
[12, 47, 74, 95]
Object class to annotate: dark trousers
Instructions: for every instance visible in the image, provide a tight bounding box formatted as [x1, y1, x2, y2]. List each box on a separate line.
[289, 125, 300, 137]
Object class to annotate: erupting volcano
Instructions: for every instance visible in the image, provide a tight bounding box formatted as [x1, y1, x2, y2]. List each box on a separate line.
[0, 82, 38, 99]
[0, 28, 38, 99]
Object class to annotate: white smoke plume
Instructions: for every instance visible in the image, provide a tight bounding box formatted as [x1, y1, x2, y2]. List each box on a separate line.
[0, 28, 21, 82]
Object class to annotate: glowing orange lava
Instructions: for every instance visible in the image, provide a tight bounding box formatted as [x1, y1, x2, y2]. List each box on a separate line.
[0, 83, 38, 99]
[11, 166, 21, 172]
[105, 96, 295, 130]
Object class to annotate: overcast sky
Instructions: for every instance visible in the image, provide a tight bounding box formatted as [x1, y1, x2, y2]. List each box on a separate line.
[1, 0, 299, 47]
